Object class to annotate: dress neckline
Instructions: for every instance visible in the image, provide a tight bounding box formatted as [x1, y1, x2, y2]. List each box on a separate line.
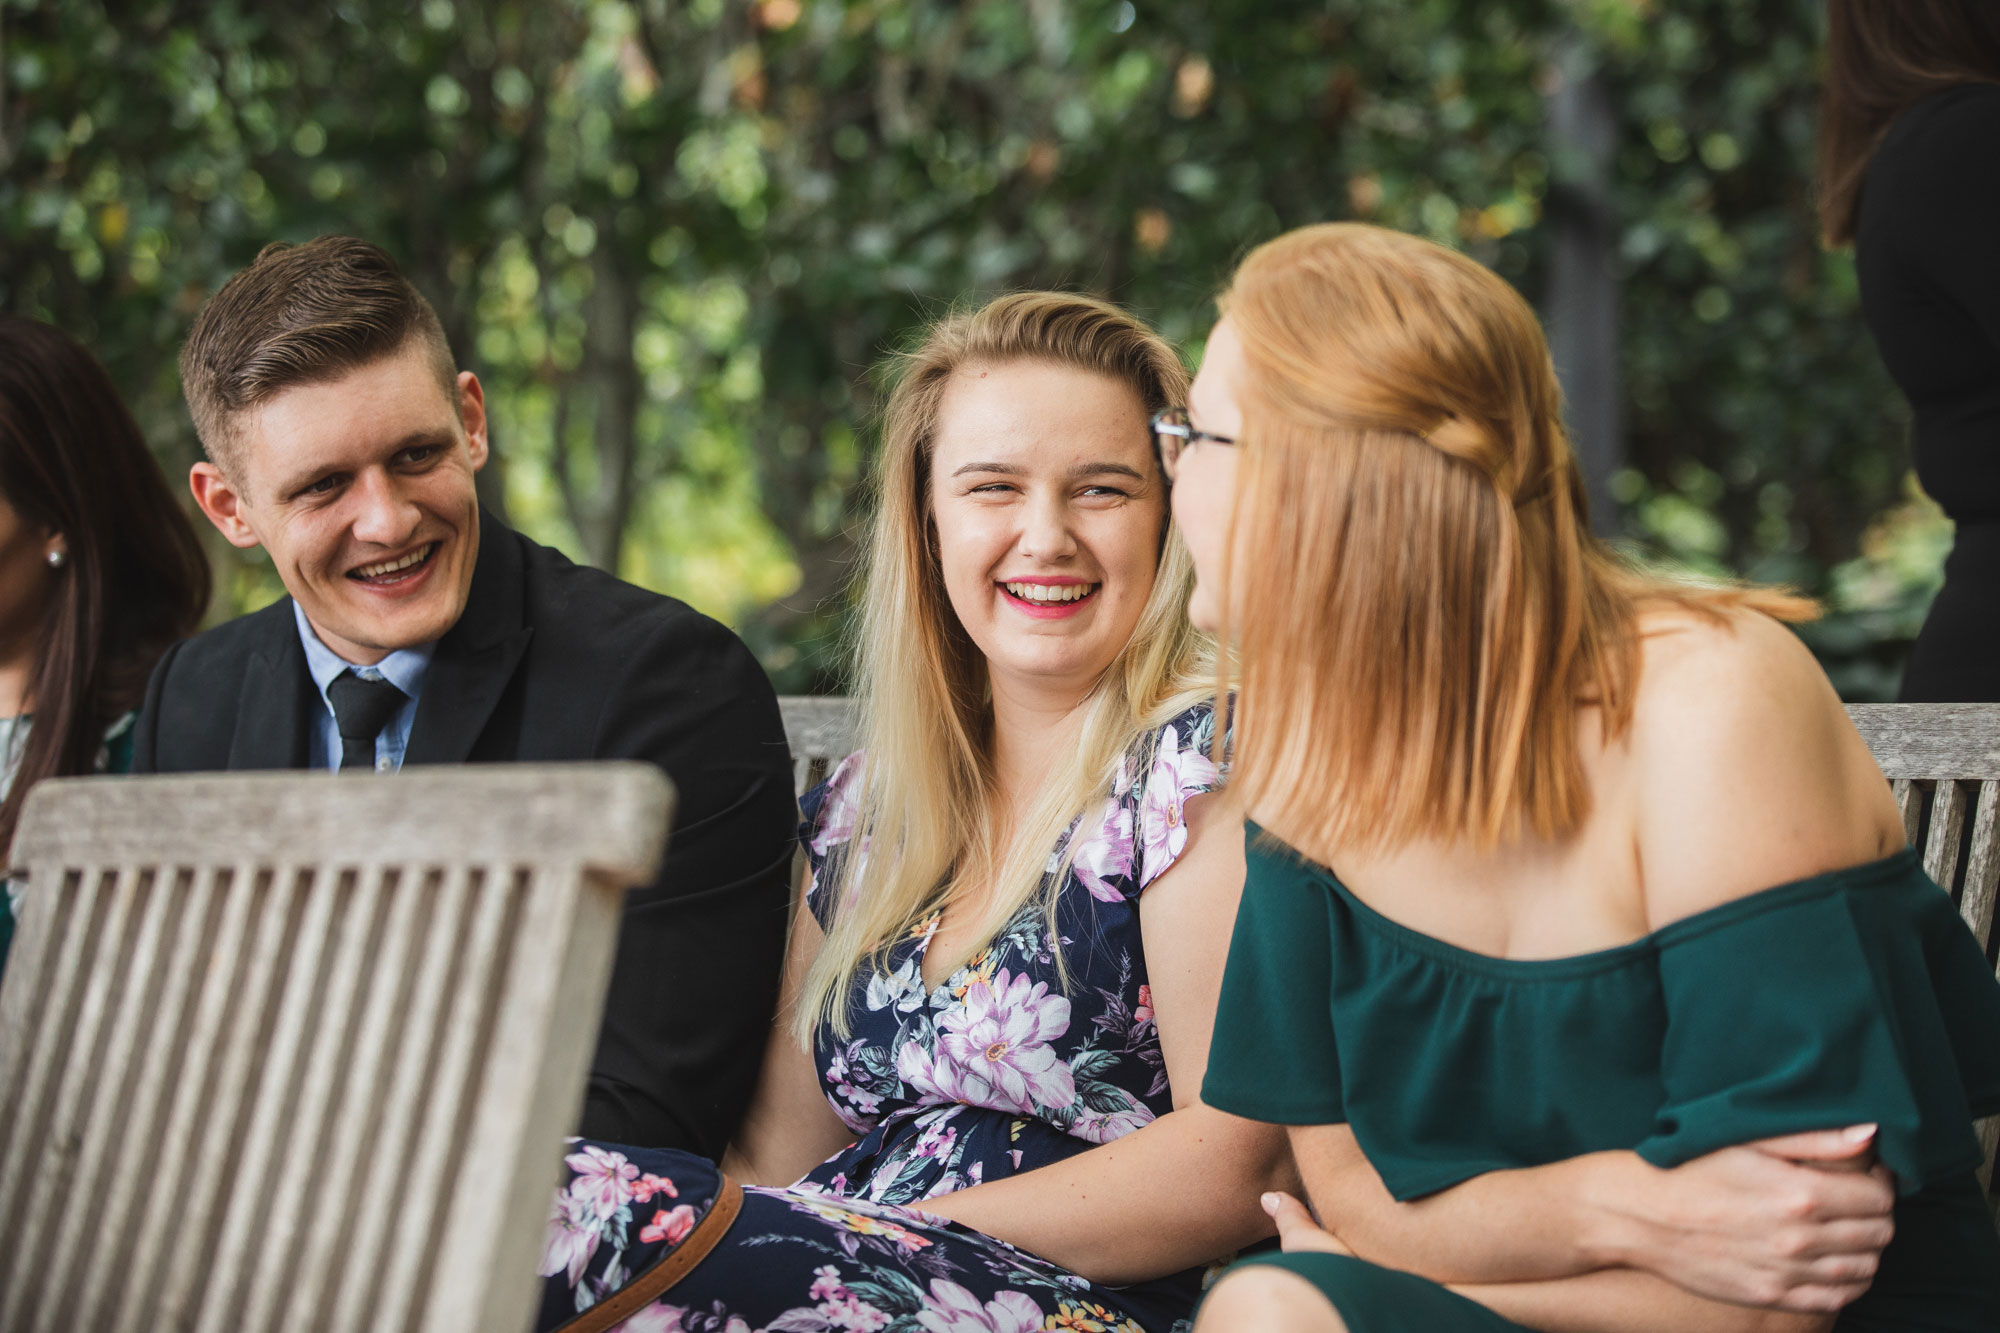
[1251, 823, 1924, 980]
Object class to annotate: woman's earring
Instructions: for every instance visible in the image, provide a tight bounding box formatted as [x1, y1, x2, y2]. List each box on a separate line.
[46, 548, 66, 570]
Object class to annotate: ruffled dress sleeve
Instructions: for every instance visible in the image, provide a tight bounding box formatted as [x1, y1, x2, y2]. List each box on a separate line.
[1632, 850, 2000, 1194]
[1128, 701, 1227, 895]
[797, 751, 865, 931]
[1200, 822, 1346, 1124]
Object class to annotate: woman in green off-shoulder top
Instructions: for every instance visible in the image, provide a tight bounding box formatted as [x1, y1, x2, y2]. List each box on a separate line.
[1159, 223, 2000, 1332]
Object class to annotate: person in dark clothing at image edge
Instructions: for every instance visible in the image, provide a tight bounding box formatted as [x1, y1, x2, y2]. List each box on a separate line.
[1820, 1, 2000, 701]
[133, 235, 796, 1156]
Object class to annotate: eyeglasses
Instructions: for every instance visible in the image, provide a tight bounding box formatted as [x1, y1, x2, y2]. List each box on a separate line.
[1149, 407, 1237, 482]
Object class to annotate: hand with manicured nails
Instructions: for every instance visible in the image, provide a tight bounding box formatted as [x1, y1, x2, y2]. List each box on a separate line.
[1260, 1124, 1892, 1315]
[1604, 1124, 1895, 1314]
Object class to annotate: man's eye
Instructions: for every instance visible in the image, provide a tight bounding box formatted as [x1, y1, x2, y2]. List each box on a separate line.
[303, 475, 342, 496]
[402, 445, 441, 465]
[969, 482, 1016, 495]
[1081, 485, 1131, 498]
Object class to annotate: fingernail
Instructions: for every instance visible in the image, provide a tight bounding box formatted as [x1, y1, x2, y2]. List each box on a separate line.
[1844, 1124, 1878, 1142]
[1261, 1192, 1280, 1213]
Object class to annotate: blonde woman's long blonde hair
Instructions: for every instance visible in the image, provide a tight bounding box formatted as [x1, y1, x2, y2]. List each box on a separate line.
[796, 292, 1216, 1043]
[1218, 224, 1813, 860]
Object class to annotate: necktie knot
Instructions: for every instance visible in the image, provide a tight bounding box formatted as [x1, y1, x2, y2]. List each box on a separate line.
[326, 669, 407, 772]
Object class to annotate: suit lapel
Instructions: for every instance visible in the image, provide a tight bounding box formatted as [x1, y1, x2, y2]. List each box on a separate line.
[404, 513, 534, 766]
[227, 601, 315, 770]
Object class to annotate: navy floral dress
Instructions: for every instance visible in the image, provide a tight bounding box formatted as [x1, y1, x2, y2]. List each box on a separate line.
[536, 704, 1225, 1333]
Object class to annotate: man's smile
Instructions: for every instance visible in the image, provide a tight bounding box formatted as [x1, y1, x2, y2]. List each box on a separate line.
[346, 540, 440, 586]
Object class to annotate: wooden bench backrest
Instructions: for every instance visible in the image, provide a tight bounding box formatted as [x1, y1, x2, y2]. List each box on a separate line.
[0, 762, 672, 1333]
[782, 697, 2000, 1202]
[1845, 705, 2000, 1202]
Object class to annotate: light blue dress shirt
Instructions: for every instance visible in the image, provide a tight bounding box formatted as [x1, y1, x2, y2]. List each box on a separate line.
[293, 600, 435, 773]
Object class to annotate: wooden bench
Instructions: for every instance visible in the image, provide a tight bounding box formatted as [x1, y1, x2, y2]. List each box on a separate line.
[1846, 705, 2000, 1202]
[0, 762, 673, 1333]
[780, 697, 2000, 1207]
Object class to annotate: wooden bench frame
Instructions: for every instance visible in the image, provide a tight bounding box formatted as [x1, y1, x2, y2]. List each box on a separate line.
[0, 762, 673, 1333]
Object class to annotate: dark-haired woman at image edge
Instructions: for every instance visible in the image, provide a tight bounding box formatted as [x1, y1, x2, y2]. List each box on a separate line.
[1175, 226, 2000, 1331]
[0, 316, 211, 980]
[1819, 1, 2000, 702]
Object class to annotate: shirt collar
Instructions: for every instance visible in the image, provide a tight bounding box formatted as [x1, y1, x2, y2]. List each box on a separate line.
[292, 599, 436, 704]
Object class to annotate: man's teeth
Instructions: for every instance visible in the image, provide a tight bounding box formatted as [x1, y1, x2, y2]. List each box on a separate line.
[1002, 582, 1098, 603]
[354, 545, 434, 579]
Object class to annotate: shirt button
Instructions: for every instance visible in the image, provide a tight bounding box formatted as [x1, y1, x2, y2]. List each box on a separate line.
[376, 755, 394, 772]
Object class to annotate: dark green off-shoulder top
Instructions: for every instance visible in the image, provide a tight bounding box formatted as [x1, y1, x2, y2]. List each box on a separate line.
[1203, 829, 2000, 1330]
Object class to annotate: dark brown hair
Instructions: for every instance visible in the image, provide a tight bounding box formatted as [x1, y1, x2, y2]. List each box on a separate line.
[0, 316, 212, 852]
[179, 236, 457, 474]
[1818, 0, 2000, 246]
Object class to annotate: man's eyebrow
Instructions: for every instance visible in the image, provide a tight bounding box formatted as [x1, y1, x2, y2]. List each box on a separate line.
[275, 429, 452, 496]
[951, 461, 1025, 477]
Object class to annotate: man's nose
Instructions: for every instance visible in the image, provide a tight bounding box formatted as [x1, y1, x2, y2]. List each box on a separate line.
[346, 469, 422, 548]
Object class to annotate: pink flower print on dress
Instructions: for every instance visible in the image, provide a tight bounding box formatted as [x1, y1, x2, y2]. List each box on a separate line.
[1137, 724, 1219, 889]
[918, 968, 1076, 1115]
[1069, 798, 1135, 904]
[809, 1266, 893, 1333]
[539, 1187, 601, 1288]
[605, 1303, 690, 1333]
[564, 1142, 640, 1221]
[638, 1203, 698, 1246]
[810, 753, 865, 859]
[913, 1280, 1045, 1333]
[631, 1173, 678, 1204]
[1069, 1102, 1156, 1145]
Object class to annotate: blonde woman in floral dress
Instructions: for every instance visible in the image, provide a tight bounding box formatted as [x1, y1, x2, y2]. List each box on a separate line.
[533, 294, 1296, 1333]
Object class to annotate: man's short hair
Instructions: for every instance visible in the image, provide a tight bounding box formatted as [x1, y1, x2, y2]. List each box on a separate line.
[179, 236, 458, 478]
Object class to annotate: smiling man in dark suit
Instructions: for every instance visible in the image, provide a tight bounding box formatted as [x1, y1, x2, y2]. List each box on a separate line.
[135, 235, 796, 1156]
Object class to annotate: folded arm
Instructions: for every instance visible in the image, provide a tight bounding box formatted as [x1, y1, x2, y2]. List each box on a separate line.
[921, 794, 1298, 1284]
[1289, 1120, 1890, 1313]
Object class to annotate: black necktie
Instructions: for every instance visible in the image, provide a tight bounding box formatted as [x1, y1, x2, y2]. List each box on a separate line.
[326, 669, 407, 774]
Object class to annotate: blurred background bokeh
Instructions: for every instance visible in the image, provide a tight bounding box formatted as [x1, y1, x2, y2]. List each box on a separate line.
[0, 0, 1947, 697]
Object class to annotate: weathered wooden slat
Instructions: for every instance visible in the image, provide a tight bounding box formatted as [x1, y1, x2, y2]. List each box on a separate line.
[151, 866, 302, 1329]
[243, 866, 388, 1333]
[1978, 1116, 1997, 1199]
[371, 865, 516, 1329]
[1893, 778, 1923, 851]
[1924, 780, 1970, 902]
[0, 764, 671, 1333]
[1848, 704, 2000, 779]
[1960, 783, 2000, 954]
[2, 866, 142, 1332]
[41, 868, 187, 1331]
[109, 864, 266, 1333]
[780, 695, 860, 796]
[0, 869, 100, 1309]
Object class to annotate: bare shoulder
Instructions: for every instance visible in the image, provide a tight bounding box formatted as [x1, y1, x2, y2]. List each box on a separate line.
[1627, 605, 1903, 930]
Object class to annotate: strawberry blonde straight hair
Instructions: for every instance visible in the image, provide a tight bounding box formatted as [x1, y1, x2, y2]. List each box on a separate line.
[1218, 224, 1812, 858]
[795, 292, 1216, 1043]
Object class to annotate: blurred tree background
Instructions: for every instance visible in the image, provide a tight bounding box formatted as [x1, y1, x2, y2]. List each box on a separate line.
[0, 0, 1947, 696]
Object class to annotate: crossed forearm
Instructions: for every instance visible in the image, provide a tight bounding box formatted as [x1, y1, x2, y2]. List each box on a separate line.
[918, 1102, 1294, 1286]
[1449, 1270, 1833, 1333]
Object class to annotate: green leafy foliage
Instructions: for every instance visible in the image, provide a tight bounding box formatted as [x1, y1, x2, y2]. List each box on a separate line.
[0, 0, 1937, 695]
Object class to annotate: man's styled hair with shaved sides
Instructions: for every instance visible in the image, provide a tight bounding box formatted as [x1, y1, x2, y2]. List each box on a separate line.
[178, 235, 458, 478]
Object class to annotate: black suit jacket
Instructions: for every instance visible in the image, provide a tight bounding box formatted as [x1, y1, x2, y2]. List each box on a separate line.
[134, 514, 796, 1156]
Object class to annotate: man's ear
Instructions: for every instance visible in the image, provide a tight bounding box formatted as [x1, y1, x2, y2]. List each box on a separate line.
[457, 370, 490, 472]
[189, 462, 265, 550]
